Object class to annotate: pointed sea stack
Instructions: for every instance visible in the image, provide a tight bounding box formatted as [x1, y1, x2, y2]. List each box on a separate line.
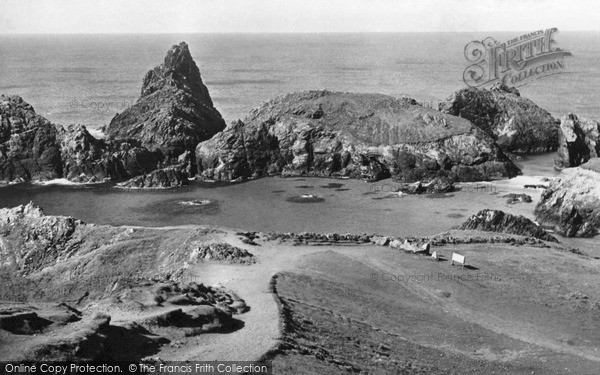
[105, 42, 226, 161]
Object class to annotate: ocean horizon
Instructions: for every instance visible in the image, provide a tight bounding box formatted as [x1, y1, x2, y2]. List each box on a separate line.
[1, 32, 599, 130]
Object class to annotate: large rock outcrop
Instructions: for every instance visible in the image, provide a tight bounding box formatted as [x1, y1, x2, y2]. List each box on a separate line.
[0, 203, 84, 275]
[0, 95, 63, 182]
[535, 159, 600, 237]
[439, 84, 559, 154]
[458, 209, 557, 242]
[105, 42, 226, 161]
[0, 96, 166, 184]
[554, 113, 600, 170]
[196, 91, 520, 182]
[59, 124, 163, 183]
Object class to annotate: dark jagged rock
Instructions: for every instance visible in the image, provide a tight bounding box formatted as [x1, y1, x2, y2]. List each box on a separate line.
[0, 95, 63, 182]
[425, 176, 454, 193]
[60, 125, 163, 183]
[554, 113, 600, 170]
[535, 159, 600, 237]
[117, 166, 189, 188]
[0, 97, 168, 185]
[196, 91, 520, 182]
[105, 42, 226, 160]
[458, 209, 557, 242]
[439, 84, 559, 154]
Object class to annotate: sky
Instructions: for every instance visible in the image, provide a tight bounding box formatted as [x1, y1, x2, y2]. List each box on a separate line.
[0, 0, 599, 34]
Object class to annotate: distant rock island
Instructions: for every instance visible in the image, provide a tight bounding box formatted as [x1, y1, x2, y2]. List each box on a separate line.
[196, 90, 520, 182]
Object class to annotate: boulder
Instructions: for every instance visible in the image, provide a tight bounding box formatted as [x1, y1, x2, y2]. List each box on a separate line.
[459, 209, 557, 242]
[503, 193, 532, 204]
[105, 42, 226, 161]
[554, 113, 600, 169]
[188, 243, 256, 264]
[425, 176, 454, 193]
[535, 159, 600, 237]
[196, 90, 520, 183]
[439, 84, 559, 153]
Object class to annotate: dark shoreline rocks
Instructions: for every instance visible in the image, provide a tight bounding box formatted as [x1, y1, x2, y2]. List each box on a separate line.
[439, 84, 559, 154]
[196, 90, 520, 183]
[536, 159, 600, 237]
[117, 166, 189, 188]
[458, 209, 557, 242]
[60, 124, 164, 183]
[555, 113, 600, 170]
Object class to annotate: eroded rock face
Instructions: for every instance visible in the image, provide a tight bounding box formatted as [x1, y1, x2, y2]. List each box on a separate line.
[59, 125, 163, 183]
[0, 203, 84, 274]
[459, 209, 557, 242]
[554, 113, 600, 170]
[105, 42, 226, 160]
[535, 159, 600, 237]
[439, 85, 559, 154]
[196, 91, 520, 182]
[0, 97, 167, 184]
[0, 95, 63, 182]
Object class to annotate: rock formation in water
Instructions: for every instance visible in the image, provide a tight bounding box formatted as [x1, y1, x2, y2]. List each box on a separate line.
[535, 158, 600, 237]
[458, 209, 557, 242]
[60, 124, 164, 183]
[104, 42, 226, 161]
[0, 96, 182, 186]
[554, 113, 600, 170]
[439, 84, 559, 154]
[0, 95, 63, 182]
[196, 90, 520, 182]
[1, 43, 226, 188]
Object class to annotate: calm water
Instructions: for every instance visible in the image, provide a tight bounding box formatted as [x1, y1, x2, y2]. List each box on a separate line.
[0, 151, 557, 236]
[0, 173, 544, 237]
[0, 34, 597, 235]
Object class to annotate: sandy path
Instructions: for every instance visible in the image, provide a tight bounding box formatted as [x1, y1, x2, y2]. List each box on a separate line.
[175, 236, 324, 361]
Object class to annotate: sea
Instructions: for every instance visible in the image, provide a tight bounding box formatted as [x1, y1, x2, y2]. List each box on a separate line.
[0, 32, 599, 236]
